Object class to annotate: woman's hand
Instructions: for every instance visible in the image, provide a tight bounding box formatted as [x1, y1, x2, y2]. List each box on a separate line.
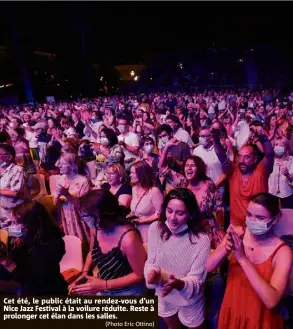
[70, 275, 106, 295]
[132, 218, 144, 224]
[68, 272, 88, 295]
[146, 269, 161, 285]
[162, 274, 185, 297]
[231, 230, 246, 262]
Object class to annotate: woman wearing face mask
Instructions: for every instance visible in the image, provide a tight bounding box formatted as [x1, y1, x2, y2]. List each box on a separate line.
[207, 193, 293, 329]
[93, 128, 124, 188]
[269, 137, 293, 209]
[144, 188, 210, 329]
[136, 137, 159, 176]
[2, 200, 68, 296]
[70, 189, 146, 296]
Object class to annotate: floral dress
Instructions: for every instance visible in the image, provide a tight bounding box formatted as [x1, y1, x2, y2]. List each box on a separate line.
[56, 175, 91, 246]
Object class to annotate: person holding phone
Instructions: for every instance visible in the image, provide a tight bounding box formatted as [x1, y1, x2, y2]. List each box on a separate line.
[206, 193, 293, 329]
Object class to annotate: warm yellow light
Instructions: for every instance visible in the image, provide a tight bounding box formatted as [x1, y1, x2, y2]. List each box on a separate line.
[130, 70, 135, 77]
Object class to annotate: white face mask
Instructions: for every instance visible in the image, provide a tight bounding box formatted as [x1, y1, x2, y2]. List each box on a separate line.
[144, 145, 154, 154]
[199, 137, 208, 146]
[160, 136, 169, 145]
[117, 124, 127, 134]
[100, 137, 110, 146]
[274, 146, 285, 157]
[165, 221, 189, 235]
[246, 217, 276, 236]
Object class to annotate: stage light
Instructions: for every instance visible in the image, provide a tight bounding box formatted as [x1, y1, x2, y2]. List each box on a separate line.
[134, 76, 139, 81]
[130, 71, 135, 77]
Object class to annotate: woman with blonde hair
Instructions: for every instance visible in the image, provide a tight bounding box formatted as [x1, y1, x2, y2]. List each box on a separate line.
[54, 153, 91, 248]
[104, 163, 132, 209]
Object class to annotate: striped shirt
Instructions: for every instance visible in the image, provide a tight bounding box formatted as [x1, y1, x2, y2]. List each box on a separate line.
[92, 229, 135, 281]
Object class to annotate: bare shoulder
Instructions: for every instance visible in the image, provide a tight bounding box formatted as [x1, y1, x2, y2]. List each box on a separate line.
[273, 241, 293, 266]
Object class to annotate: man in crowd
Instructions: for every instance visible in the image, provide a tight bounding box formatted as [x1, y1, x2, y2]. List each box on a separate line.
[213, 125, 274, 235]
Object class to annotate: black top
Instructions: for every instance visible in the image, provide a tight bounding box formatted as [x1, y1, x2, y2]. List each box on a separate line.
[115, 183, 132, 197]
[92, 229, 136, 283]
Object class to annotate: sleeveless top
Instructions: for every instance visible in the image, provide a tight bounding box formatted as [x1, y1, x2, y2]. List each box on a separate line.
[92, 229, 135, 281]
[218, 242, 287, 329]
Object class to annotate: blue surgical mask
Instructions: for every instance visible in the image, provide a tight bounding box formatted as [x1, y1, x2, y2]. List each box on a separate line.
[199, 137, 207, 146]
[246, 217, 276, 236]
[165, 221, 189, 235]
[144, 145, 154, 154]
[8, 225, 26, 238]
[274, 146, 285, 157]
[117, 125, 127, 134]
[91, 118, 99, 124]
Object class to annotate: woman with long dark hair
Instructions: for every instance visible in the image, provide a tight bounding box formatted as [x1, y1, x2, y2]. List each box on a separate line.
[128, 161, 163, 243]
[70, 189, 146, 296]
[207, 193, 293, 329]
[144, 188, 210, 329]
[3, 201, 67, 296]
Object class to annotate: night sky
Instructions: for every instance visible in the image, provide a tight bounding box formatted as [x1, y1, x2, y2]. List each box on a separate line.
[0, 1, 291, 65]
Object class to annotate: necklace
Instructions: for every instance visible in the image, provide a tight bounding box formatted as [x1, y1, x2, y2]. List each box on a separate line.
[249, 234, 276, 251]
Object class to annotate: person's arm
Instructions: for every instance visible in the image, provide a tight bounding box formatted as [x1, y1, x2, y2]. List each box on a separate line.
[72, 230, 146, 294]
[118, 194, 132, 208]
[232, 231, 293, 309]
[206, 236, 230, 272]
[212, 133, 233, 176]
[257, 129, 275, 175]
[143, 121, 155, 131]
[120, 140, 139, 155]
[144, 222, 162, 289]
[225, 138, 235, 162]
[0, 189, 18, 197]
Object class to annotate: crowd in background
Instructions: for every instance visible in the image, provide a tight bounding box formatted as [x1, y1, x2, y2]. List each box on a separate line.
[0, 88, 293, 329]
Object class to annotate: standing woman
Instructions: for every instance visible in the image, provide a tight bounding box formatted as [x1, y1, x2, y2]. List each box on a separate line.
[128, 161, 164, 243]
[269, 137, 293, 208]
[207, 193, 293, 329]
[54, 153, 91, 248]
[144, 188, 210, 329]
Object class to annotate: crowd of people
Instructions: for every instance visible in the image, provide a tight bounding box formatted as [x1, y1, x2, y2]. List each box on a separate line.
[0, 88, 293, 329]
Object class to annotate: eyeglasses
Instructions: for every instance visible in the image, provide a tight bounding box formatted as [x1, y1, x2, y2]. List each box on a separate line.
[0, 153, 9, 156]
[105, 172, 117, 176]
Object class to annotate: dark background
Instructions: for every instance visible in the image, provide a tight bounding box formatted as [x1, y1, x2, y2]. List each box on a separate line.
[0, 2, 292, 102]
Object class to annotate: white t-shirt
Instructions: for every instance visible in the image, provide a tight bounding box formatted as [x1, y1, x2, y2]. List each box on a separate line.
[25, 131, 39, 148]
[173, 128, 194, 148]
[193, 145, 223, 184]
[118, 132, 140, 161]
